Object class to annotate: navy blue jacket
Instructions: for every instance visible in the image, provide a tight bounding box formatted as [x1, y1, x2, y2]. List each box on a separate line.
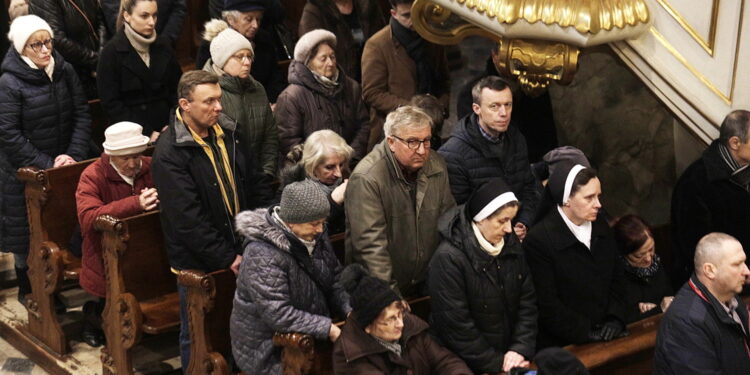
[439, 114, 541, 226]
[654, 276, 750, 375]
[0, 49, 91, 253]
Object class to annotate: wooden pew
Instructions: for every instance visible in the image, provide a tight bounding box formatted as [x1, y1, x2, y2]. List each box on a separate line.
[273, 296, 431, 375]
[95, 211, 181, 375]
[178, 269, 236, 375]
[17, 159, 95, 355]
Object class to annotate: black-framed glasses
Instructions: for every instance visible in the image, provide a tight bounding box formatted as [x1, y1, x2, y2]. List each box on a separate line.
[26, 39, 53, 53]
[392, 135, 431, 150]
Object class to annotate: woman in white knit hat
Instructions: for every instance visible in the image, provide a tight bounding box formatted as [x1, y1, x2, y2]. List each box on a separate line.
[275, 29, 370, 165]
[96, 0, 182, 143]
[0, 14, 91, 304]
[201, 19, 278, 177]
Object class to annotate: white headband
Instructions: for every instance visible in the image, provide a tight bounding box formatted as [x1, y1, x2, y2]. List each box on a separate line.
[563, 164, 587, 204]
[473, 191, 518, 222]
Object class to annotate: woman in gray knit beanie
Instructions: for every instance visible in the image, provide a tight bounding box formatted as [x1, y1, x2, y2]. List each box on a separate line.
[230, 180, 351, 374]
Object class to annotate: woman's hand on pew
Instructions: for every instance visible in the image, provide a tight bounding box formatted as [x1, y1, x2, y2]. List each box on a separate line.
[53, 154, 76, 167]
[139, 188, 159, 211]
[329, 323, 341, 342]
[660, 297, 674, 312]
[502, 351, 528, 372]
[230, 255, 242, 275]
[638, 302, 657, 314]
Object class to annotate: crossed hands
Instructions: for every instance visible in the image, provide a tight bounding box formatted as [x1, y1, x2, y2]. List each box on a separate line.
[138, 188, 159, 211]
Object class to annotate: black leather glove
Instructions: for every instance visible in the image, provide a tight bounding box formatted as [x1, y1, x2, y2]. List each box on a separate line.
[587, 327, 604, 342]
[599, 318, 625, 341]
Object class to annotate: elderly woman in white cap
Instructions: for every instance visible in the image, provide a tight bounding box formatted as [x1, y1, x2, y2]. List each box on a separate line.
[524, 161, 627, 348]
[75, 122, 157, 347]
[428, 177, 537, 374]
[0, 14, 91, 305]
[275, 29, 370, 164]
[231, 179, 351, 374]
[201, 19, 278, 177]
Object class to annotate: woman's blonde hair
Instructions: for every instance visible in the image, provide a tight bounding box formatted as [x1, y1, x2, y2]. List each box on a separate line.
[300, 130, 353, 177]
[116, 0, 156, 32]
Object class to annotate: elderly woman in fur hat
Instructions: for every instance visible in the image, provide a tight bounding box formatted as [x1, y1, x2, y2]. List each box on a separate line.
[275, 29, 370, 164]
[334, 264, 472, 374]
[231, 179, 350, 374]
[202, 19, 278, 176]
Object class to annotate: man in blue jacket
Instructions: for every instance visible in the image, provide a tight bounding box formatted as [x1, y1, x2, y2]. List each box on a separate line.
[654, 232, 750, 375]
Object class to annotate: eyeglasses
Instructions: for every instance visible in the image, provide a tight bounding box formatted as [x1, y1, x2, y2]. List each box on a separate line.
[26, 39, 53, 53]
[231, 53, 253, 62]
[392, 135, 431, 150]
[376, 310, 404, 327]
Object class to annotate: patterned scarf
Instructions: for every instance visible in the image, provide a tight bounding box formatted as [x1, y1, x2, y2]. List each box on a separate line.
[719, 142, 750, 190]
[622, 253, 662, 281]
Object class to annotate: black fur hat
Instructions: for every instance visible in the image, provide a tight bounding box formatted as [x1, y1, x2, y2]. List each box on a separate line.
[340, 264, 400, 328]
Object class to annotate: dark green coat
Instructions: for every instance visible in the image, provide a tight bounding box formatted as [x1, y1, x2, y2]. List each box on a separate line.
[204, 61, 278, 176]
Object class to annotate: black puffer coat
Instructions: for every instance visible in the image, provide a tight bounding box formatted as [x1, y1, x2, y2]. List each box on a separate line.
[428, 205, 537, 374]
[29, 0, 105, 96]
[0, 49, 91, 254]
[439, 113, 541, 226]
[97, 29, 181, 136]
[231, 208, 350, 374]
[275, 60, 369, 161]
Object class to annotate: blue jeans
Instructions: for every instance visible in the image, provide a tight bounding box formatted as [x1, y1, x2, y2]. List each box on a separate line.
[178, 283, 190, 373]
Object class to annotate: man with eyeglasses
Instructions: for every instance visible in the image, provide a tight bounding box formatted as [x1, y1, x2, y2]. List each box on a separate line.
[439, 76, 542, 240]
[345, 105, 455, 298]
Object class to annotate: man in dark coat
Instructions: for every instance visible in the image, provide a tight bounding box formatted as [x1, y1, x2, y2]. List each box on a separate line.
[101, 0, 186, 44]
[195, 0, 286, 103]
[439, 76, 542, 240]
[671, 110, 750, 290]
[524, 163, 627, 348]
[152, 70, 269, 370]
[654, 232, 750, 375]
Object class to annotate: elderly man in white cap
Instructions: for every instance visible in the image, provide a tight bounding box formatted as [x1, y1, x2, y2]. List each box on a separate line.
[75, 121, 157, 347]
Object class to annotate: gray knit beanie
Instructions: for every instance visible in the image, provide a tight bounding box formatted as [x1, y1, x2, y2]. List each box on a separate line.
[279, 180, 330, 224]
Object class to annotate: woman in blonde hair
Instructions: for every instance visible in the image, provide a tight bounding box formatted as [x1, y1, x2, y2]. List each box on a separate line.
[97, 0, 181, 142]
[282, 129, 353, 234]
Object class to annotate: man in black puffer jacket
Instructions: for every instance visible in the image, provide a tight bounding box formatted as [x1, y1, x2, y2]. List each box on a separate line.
[439, 76, 541, 239]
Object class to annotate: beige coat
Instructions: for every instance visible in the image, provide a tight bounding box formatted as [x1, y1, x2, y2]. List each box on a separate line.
[361, 24, 450, 150]
[344, 141, 456, 297]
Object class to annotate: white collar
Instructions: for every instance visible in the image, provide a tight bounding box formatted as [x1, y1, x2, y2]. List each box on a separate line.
[471, 222, 504, 257]
[557, 206, 592, 249]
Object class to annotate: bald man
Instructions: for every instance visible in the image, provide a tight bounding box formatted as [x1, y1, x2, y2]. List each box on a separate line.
[653, 233, 750, 375]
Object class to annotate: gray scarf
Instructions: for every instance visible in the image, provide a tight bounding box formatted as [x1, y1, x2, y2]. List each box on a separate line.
[124, 23, 156, 67]
[719, 143, 750, 190]
[372, 335, 402, 357]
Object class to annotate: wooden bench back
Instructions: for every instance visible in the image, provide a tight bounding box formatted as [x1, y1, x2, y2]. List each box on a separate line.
[17, 159, 95, 254]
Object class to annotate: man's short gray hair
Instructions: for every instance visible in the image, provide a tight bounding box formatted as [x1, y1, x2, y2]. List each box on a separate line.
[694, 232, 740, 272]
[719, 110, 750, 146]
[383, 106, 432, 138]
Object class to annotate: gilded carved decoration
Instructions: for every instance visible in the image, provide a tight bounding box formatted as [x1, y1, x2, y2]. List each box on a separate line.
[412, 0, 650, 95]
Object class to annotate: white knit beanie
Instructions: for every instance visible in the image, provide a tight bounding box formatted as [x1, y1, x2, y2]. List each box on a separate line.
[294, 29, 336, 64]
[8, 15, 53, 54]
[204, 19, 253, 69]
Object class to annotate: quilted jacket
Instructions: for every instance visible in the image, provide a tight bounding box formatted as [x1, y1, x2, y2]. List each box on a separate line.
[230, 208, 351, 374]
[0, 48, 91, 254]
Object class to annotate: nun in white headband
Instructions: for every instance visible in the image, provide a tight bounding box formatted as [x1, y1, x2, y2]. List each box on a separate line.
[524, 160, 627, 348]
[428, 177, 538, 374]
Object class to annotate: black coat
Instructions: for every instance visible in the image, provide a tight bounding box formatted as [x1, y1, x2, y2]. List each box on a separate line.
[100, 0, 186, 44]
[438, 113, 541, 226]
[653, 276, 750, 375]
[428, 205, 537, 374]
[29, 0, 105, 96]
[195, 29, 286, 103]
[97, 29, 181, 136]
[523, 209, 626, 348]
[621, 261, 673, 324]
[0, 49, 91, 254]
[152, 112, 252, 272]
[670, 140, 750, 289]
